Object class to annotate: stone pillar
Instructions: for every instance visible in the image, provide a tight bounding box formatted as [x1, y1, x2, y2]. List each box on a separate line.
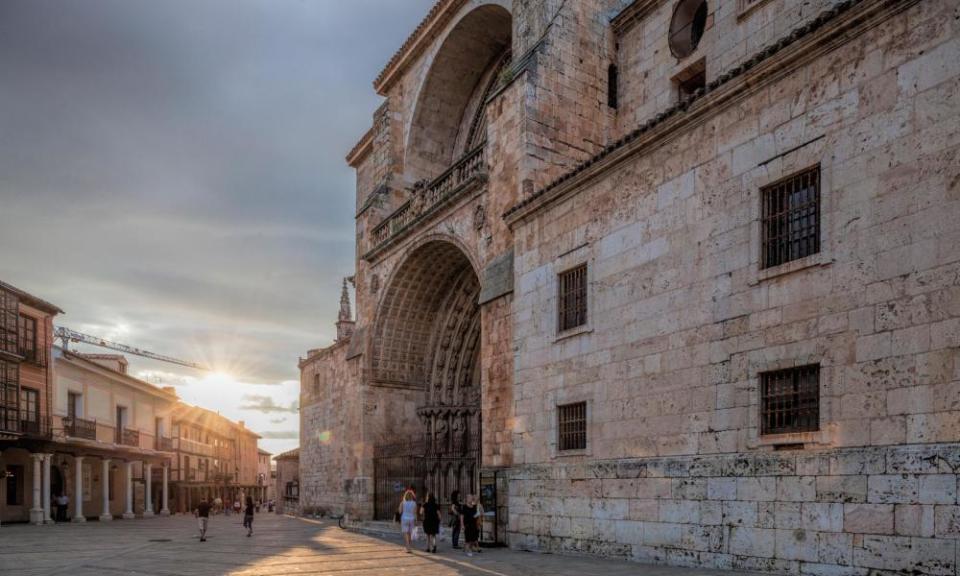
[122, 461, 135, 519]
[72, 456, 86, 523]
[143, 463, 154, 517]
[30, 453, 44, 525]
[99, 459, 112, 521]
[42, 454, 52, 524]
[160, 463, 170, 516]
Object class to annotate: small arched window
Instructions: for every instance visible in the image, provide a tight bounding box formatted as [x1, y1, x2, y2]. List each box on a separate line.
[607, 64, 619, 109]
[669, 0, 708, 59]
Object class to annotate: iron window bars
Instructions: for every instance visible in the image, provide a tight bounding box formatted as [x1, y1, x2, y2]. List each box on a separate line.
[558, 401, 587, 451]
[762, 166, 821, 268]
[558, 264, 588, 332]
[760, 364, 820, 435]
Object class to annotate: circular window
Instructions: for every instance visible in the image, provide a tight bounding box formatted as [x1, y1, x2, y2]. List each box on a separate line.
[669, 0, 708, 59]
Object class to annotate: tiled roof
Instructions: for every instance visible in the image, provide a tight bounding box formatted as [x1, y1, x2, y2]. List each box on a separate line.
[275, 447, 300, 460]
[0, 279, 63, 314]
[502, 0, 865, 221]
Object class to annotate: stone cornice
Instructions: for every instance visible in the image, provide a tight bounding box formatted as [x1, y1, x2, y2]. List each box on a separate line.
[373, 0, 469, 96]
[610, 0, 666, 37]
[346, 126, 374, 167]
[502, 0, 918, 227]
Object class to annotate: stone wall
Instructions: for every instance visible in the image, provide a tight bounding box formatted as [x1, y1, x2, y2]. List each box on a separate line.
[507, 0, 960, 571]
[509, 444, 960, 575]
[298, 341, 366, 517]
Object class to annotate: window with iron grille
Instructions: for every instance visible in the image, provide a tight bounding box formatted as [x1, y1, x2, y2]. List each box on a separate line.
[0, 290, 18, 356]
[0, 359, 18, 433]
[760, 364, 820, 435]
[761, 166, 821, 269]
[557, 401, 587, 451]
[19, 387, 38, 432]
[558, 264, 588, 332]
[18, 315, 37, 363]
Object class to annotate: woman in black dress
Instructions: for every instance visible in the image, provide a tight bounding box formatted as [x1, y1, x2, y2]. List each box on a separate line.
[460, 493, 480, 556]
[420, 491, 441, 553]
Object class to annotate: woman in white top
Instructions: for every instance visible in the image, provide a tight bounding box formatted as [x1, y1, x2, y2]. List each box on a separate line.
[397, 490, 418, 553]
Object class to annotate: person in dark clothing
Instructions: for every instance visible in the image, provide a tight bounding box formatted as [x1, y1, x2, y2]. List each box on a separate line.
[420, 492, 441, 553]
[461, 494, 480, 557]
[55, 493, 69, 522]
[448, 491, 462, 549]
[195, 497, 212, 542]
[243, 496, 255, 537]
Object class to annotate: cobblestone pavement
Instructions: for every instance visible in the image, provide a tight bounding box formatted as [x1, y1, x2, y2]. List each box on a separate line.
[0, 513, 747, 576]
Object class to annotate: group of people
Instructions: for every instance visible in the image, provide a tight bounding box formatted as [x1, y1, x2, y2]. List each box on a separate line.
[396, 489, 483, 556]
[194, 495, 257, 541]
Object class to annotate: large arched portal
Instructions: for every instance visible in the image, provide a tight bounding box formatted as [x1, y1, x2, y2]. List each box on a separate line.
[404, 3, 512, 183]
[371, 240, 481, 518]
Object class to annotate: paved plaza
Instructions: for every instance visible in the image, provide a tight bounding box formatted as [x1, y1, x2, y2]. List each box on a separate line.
[0, 513, 749, 576]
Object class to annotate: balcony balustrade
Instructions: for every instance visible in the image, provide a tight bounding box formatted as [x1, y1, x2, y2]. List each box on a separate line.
[120, 428, 140, 447]
[0, 410, 52, 438]
[367, 143, 486, 256]
[64, 416, 97, 440]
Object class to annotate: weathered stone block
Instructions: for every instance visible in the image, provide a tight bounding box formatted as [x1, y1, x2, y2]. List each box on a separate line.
[775, 528, 819, 562]
[844, 503, 894, 535]
[895, 504, 935, 537]
[778, 476, 817, 502]
[723, 501, 758, 527]
[868, 475, 920, 504]
[738, 477, 778, 501]
[817, 532, 854, 566]
[707, 477, 738, 501]
[918, 475, 957, 505]
[816, 475, 868, 503]
[729, 526, 776, 558]
[801, 502, 844, 532]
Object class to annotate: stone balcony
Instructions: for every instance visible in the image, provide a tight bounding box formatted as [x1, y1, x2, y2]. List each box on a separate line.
[364, 143, 486, 260]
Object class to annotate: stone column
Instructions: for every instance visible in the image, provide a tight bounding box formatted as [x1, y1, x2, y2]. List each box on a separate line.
[72, 456, 86, 523]
[99, 459, 112, 521]
[122, 461, 135, 519]
[30, 454, 44, 525]
[160, 463, 170, 515]
[143, 463, 154, 517]
[42, 454, 52, 524]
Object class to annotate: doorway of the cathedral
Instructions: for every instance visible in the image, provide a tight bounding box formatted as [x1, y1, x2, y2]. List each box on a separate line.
[371, 240, 482, 519]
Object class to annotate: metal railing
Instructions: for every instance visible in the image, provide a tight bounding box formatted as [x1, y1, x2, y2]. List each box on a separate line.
[158, 436, 174, 451]
[369, 143, 486, 251]
[65, 416, 97, 440]
[120, 428, 140, 447]
[0, 411, 52, 438]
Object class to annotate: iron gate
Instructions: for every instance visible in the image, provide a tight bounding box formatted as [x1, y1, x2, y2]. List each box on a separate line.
[373, 437, 480, 520]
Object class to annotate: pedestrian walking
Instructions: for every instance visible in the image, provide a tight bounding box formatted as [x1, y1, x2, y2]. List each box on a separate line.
[461, 494, 481, 557]
[420, 491, 441, 553]
[243, 496, 255, 537]
[448, 490, 462, 549]
[195, 497, 212, 542]
[233, 498, 242, 516]
[397, 489, 418, 553]
[55, 493, 69, 522]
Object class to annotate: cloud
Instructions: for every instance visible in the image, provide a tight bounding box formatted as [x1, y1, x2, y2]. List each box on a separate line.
[0, 0, 435, 456]
[269, 417, 286, 424]
[258, 430, 299, 440]
[239, 394, 298, 414]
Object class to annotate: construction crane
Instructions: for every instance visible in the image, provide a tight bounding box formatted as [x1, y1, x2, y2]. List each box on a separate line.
[54, 326, 208, 371]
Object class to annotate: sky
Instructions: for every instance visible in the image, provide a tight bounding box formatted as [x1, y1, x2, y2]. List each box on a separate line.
[0, 0, 435, 456]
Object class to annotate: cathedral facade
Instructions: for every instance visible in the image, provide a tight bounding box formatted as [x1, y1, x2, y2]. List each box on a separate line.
[300, 0, 960, 572]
